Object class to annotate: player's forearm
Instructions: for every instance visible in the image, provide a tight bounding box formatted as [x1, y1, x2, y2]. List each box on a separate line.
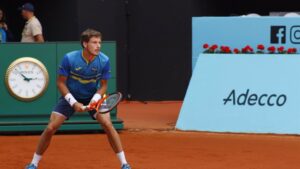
[57, 80, 78, 107]
[95, 80, 108, 96]
[57, 80, 70, 97]
[96, 85, 107, 96]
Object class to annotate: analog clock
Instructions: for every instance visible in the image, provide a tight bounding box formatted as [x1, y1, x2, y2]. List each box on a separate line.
[5, 57, 49, 102]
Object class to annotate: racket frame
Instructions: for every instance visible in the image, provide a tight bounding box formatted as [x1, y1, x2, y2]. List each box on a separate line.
[85, 92, 122, 114]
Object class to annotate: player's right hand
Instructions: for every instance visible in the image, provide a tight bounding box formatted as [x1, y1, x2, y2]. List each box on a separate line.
[73, 102, 85, 112]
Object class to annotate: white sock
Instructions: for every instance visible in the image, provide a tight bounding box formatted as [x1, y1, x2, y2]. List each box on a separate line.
[31, 153, 42, 167]
[116, 151, 127, 166]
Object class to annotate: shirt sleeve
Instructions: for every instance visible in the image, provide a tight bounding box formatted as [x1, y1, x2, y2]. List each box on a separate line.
[30, 21, 42, 36]
[58, 55, 70, 76]
[102, 60, 111, 80]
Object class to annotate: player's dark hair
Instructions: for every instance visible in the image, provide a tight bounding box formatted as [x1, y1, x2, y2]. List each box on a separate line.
[80, 29, 102, 48]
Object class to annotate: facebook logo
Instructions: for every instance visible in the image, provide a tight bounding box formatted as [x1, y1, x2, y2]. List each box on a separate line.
[270, 26, 286, 44]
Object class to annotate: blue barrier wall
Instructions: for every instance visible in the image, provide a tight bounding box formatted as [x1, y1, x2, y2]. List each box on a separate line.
[192, 17, 300, 69]
[177, 54, 300, 134]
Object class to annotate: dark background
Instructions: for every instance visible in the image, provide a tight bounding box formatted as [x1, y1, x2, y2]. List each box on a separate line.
[0, 0, 298, 100]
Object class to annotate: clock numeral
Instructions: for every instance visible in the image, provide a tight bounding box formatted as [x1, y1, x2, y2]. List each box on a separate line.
[36, 84, 42, 89]
[24, 63, 29, 70]
[13, 69, 18, 75]
[9, 78, 16, 82]
[32, 89, 36, 94]
[12, 84, 18, 89]
[25, 90, 28, 97]
[32, 65, 36, 71]
[18, 89, 23, 94]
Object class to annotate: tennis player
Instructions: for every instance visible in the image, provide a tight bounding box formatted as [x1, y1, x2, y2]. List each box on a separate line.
[25, 29, 131, 169]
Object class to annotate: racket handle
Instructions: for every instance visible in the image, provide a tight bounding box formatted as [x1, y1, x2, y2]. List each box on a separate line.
[81, 105, 89, 110]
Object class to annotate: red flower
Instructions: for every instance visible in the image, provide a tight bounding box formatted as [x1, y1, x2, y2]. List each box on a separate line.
[208, 45, 217, 52]
[225, 47, 231, 53]
[287, 48, 297, 54]
[268, 46, 276, 53]
[287, 48, 294, 54]
[242, 45, 253, 53]
[211, 44, 218, 50]
[220, 46, 231, 53]
[203, 43, 209, 49]
[277, 46, 285, 52]
[247, 45, 253, 51]
[257, 44, 265, 50]
[220, 45, 225, 50]
[234, 48, 240, 54]
[249, 47, 254, 52]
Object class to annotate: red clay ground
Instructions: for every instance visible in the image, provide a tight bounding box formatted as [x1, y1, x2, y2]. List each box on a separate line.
[0, 101, 300, 169]
[118, 101, 181, 130]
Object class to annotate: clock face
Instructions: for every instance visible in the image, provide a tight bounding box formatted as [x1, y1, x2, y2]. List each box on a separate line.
[5, 57, 49, 101]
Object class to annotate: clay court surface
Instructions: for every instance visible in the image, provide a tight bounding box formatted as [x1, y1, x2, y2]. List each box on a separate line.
[1, 101, 300, 169]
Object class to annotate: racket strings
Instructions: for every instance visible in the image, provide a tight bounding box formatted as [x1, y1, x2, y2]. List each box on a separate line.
[97, 93, 122, 113]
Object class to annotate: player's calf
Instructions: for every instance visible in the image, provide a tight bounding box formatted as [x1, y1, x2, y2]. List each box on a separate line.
[100, 120, 114, 132]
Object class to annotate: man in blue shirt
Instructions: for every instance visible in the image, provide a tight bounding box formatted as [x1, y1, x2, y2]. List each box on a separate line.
[0, 28, 6, 43]
[26, 29, 131, 169]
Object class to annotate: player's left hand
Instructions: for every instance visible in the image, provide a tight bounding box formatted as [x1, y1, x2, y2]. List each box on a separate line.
[88, 93, 102, 107]
[88, 100, 97, 106]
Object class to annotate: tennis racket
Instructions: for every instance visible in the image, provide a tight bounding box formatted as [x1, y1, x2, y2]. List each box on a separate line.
[82, 92, 123, 114]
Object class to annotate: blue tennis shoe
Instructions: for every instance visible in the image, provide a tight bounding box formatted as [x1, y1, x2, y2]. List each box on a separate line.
[25, 164, 37, 169]
[121, 164, 131, 169]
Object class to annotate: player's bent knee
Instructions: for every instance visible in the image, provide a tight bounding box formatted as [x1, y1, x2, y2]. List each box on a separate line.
[45, 124, 58, 134]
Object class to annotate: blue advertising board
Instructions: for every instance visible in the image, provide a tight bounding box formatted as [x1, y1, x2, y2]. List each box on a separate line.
[177, 54, 300, 134]
[192, 17, 300, 69]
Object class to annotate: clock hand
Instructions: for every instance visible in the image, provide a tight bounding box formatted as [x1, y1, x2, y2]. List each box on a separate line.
[15, 69, 30, 82]
[27, 77, 38, 81]
[21, 74, 29, 80]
